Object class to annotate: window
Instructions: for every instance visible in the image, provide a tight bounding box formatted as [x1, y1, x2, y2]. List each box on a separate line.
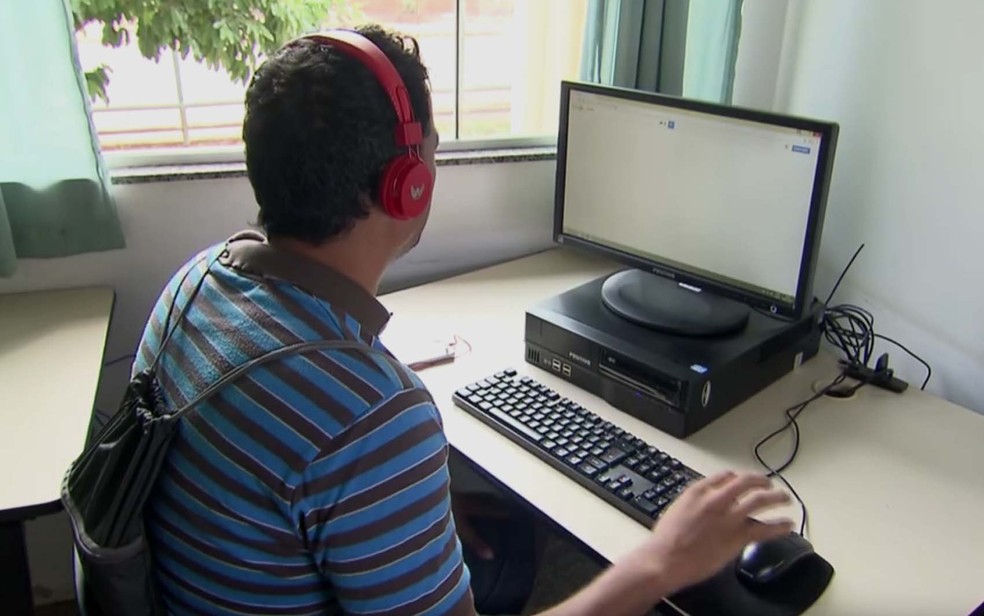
[75, 0, 588, 163]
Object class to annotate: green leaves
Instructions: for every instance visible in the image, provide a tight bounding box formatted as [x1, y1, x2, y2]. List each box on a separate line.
[74, 0, 359, 100]
[84, 64, 113, 104]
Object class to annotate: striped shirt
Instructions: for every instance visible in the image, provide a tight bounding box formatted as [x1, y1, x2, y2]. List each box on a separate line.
[134, 232, 474, 615]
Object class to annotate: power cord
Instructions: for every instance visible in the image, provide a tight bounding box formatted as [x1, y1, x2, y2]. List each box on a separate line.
[819, 245, 932, 391]
[873, 333, 932, 390]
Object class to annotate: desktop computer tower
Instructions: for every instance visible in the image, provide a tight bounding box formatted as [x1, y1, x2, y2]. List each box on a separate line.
[524, 274, 824, 438]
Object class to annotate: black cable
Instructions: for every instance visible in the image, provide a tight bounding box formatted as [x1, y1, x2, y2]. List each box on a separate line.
[823, 244, 865, 307]
[873, 333, 933, 390]
[103, 353, 136, 368]
[753, 371, 851, 536]
[822, 303, 874, 366]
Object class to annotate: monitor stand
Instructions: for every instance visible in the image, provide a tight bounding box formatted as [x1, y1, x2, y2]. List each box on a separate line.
[600, 269, 749, 336]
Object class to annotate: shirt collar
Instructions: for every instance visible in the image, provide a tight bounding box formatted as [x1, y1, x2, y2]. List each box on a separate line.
[218, 230, 391, 337]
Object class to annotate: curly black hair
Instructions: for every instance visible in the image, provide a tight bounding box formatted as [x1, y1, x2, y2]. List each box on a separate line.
[243, 25, 432, 244]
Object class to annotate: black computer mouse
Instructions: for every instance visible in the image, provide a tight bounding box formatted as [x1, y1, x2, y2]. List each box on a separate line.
[735, 533, 817, 588]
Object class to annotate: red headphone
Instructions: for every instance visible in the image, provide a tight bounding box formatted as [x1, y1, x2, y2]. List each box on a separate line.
[300, 30, 434, 220]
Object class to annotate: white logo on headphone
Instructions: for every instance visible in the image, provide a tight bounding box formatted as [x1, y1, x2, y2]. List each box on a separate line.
[410, 185, 424, 200]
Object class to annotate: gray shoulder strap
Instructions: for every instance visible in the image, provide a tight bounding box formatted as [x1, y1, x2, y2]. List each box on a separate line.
[172, 339, 410, 419]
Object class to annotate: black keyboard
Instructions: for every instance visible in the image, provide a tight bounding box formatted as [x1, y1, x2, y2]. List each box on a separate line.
[453, 369, 703, 527]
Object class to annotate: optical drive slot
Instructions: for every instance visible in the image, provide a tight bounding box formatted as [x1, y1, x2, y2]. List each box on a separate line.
[598, 363, 679, 408]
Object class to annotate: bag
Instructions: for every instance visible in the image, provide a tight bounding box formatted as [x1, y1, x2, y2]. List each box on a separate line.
[61, 250, 387, 615]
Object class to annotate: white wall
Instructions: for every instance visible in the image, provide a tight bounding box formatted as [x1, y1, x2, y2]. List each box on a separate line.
[766, 0, 984, 412]
[732, 0, 789, 111]
[0, 159, 557, 603]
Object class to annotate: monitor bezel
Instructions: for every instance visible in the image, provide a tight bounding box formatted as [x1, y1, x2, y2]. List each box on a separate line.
[553, 80, 839, 320]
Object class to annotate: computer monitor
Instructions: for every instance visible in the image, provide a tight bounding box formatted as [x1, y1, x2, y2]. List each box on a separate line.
[554, 81, 838, 336]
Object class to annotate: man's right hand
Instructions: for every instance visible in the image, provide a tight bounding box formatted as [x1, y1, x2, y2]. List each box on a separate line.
[631, 471, 795, 594]
[537, 471, 795, 616]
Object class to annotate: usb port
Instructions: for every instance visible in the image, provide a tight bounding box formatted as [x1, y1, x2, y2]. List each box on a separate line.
[551, 359, 561, 371]
[562, 364, 572, 377]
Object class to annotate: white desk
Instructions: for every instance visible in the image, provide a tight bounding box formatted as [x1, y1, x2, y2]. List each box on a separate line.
[382, 249, 984, 615]
[0, 287, 113, 614]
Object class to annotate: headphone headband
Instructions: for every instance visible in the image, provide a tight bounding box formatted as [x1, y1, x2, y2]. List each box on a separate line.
[287, 29, 433, 220]
[300, 31, 423, 147]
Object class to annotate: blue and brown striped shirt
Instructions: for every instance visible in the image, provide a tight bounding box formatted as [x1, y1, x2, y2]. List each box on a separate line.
[134, 232, 474, 615]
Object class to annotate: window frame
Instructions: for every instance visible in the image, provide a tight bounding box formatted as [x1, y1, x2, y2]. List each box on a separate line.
[94, 0, 572, 171]
[101, 135, 557, 170]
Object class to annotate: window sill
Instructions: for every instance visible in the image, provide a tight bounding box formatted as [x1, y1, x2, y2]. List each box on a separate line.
[110, 146, 557, 185]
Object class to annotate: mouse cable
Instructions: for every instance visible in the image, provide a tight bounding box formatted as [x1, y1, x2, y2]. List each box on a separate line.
[753, 371, 852, 537]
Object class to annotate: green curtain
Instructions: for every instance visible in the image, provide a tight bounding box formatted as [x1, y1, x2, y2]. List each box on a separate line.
[579, 0, 743, 102]
[683, 0, 744, 103]
[0, 0, 124, 277]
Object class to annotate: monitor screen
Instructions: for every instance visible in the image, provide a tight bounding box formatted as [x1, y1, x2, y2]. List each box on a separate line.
[555, 82, 838, 320]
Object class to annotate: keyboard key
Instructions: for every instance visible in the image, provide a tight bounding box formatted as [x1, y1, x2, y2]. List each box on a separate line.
[586, 456, 607, 470]
[605, 480, 622, 492]
[632, 496, 660, 516]
[484, 405, 542, 442]
[637, 463, 653, 475]
[542, 440, 556, 451]
[504, 368, 517, 377]
[590, 447, 604, 457]
[616, 474, 633, 487]
[617, 487, 635, 501]
[555, 437, 569, 447]
[567, 455, 583, 467]
[625, 456, 643, 469]
[555, 447, 570, 458]
[579, 463, 599, 477]
[600, 447, 628, 465]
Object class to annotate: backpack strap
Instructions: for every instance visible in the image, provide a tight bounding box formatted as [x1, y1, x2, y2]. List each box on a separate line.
[169, 340, 414, 420]
[149, 250, 223, 374]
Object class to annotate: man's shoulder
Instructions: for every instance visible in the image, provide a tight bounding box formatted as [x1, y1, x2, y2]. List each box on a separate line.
[254, 342, 436, 429]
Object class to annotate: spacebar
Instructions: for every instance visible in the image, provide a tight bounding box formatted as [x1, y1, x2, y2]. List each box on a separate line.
[485, 407, 542, 442]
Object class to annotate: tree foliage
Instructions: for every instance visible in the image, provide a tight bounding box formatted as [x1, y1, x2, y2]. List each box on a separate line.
[71, 0, 361, 102]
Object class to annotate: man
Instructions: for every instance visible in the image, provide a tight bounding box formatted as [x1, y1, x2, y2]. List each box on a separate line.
[135, 25, 794, 615]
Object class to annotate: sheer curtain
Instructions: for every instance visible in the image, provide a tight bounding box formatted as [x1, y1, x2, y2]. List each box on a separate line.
[0, 0, 124, 277]
[579, 0, 744, 103]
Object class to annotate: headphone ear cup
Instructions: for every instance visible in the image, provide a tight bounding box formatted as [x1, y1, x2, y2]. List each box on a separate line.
[379, 154, 433, 220]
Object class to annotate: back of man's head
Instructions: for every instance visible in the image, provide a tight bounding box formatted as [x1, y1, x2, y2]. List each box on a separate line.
[243, 25, 431, 245]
